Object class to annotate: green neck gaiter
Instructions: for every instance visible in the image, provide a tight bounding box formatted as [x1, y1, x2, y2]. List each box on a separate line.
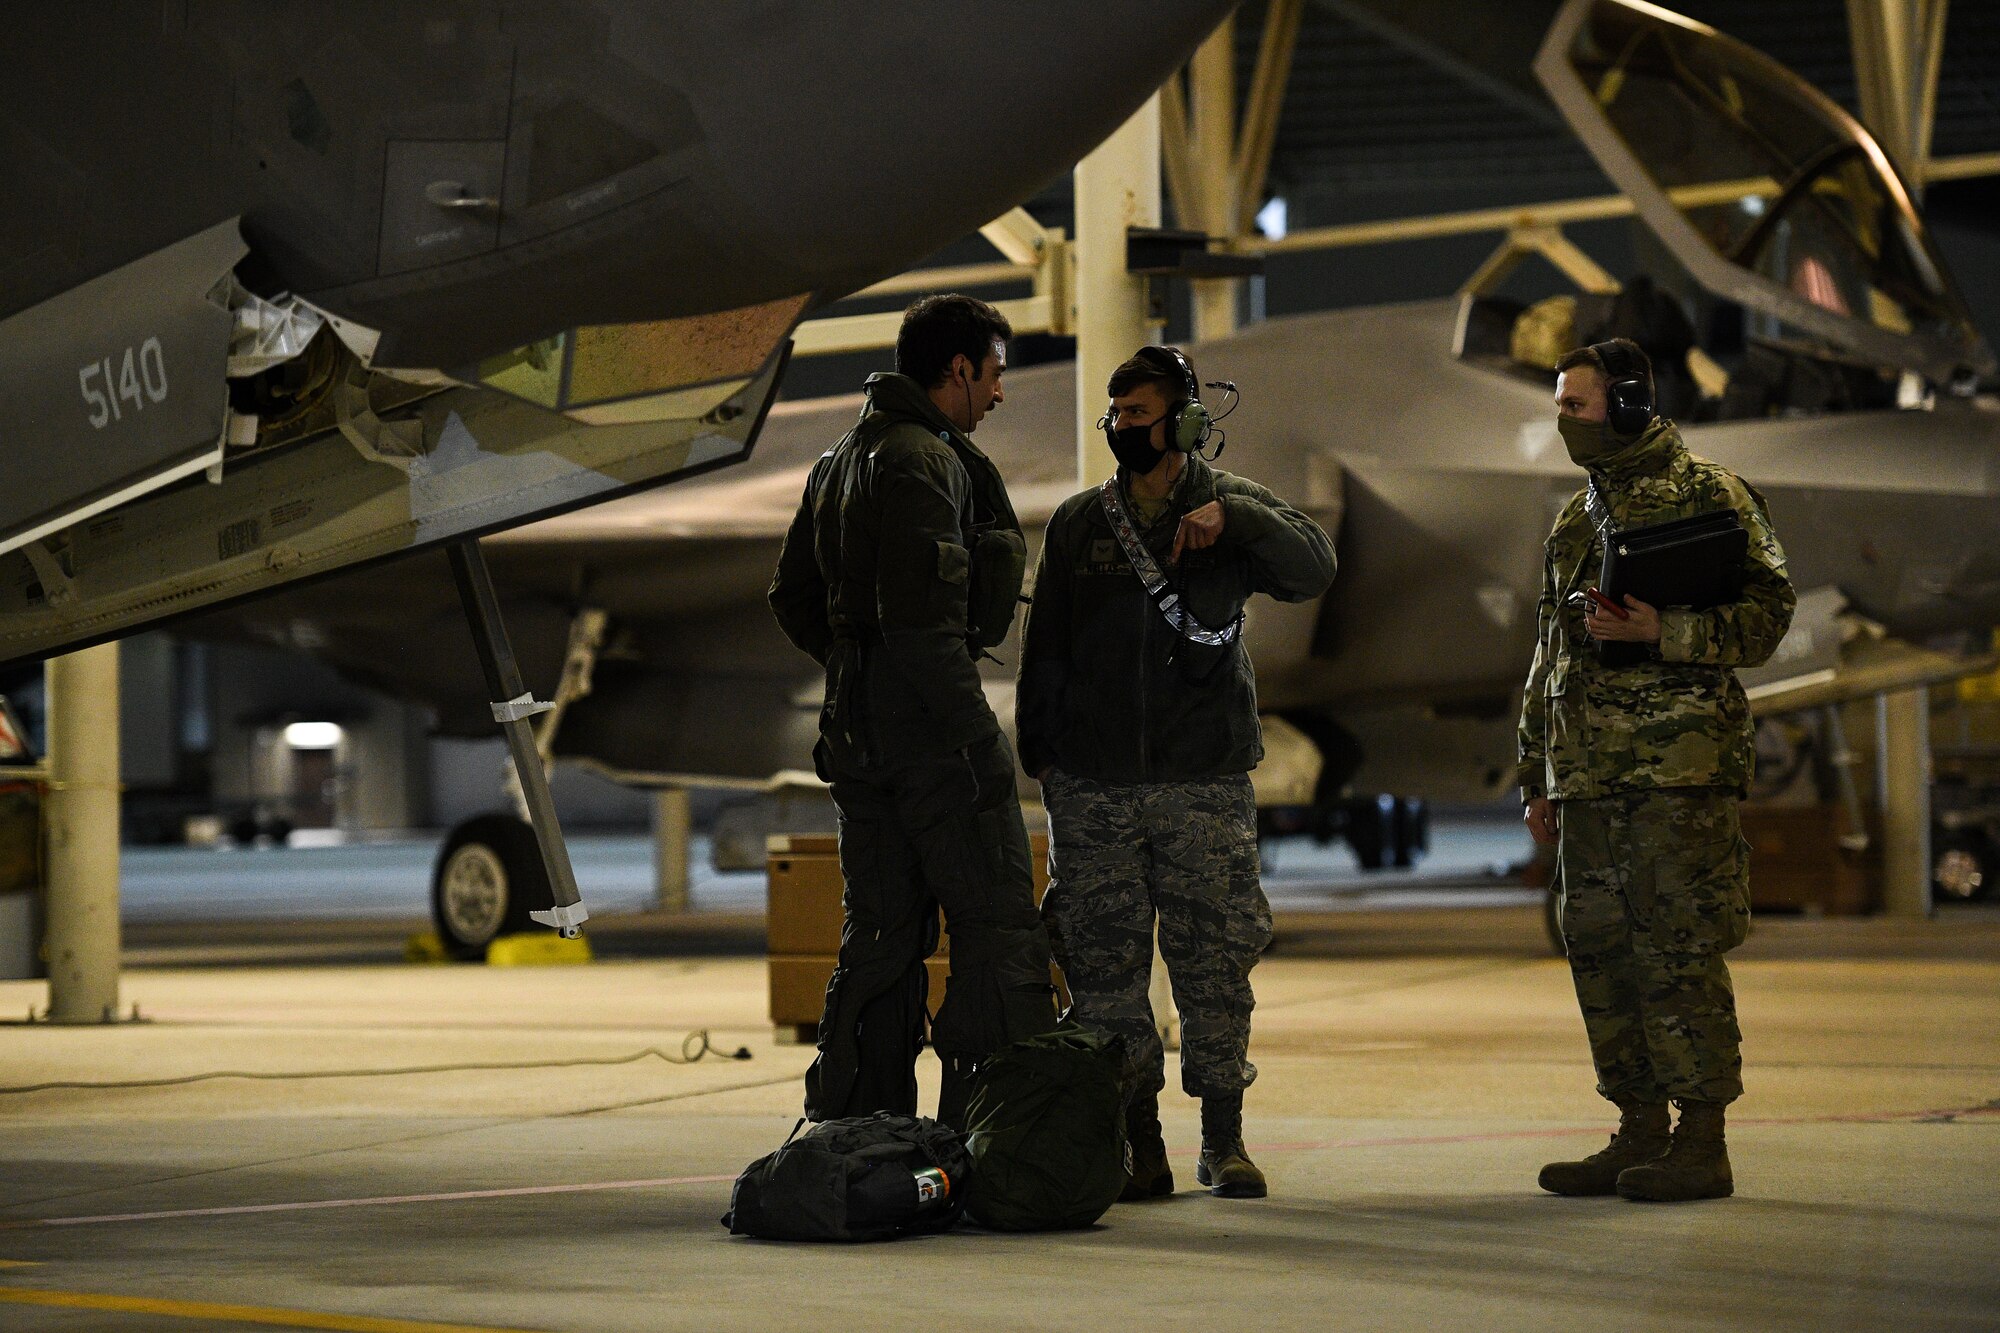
[1557, 414, 1618, 468]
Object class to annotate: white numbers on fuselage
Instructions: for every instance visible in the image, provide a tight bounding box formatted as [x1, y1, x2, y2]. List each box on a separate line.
[79, 337, 168, 428]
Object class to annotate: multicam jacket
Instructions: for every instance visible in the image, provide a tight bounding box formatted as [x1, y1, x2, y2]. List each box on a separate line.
[1516, 418, 1796, 802]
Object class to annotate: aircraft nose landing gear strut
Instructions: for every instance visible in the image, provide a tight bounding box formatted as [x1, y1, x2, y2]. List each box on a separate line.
[445, 537, 588, 940]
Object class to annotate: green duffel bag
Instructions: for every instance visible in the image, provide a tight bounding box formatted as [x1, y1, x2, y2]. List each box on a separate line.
[962, 1024, 1128, 1231]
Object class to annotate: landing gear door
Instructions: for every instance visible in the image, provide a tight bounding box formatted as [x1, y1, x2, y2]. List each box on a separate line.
[1534, 0, 1994, 387]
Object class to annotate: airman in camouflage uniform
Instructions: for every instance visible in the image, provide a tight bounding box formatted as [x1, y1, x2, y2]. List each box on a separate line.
[1519, 339, 1794, 1203]
[1019, 347, 1336, 1200]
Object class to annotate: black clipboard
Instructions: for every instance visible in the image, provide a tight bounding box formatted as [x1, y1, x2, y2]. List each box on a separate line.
[1596, 508, 1748, 667]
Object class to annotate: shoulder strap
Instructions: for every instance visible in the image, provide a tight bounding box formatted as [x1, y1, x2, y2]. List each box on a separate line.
[1583, 477, 1618, 540]
[1098, 479, 1243, 649]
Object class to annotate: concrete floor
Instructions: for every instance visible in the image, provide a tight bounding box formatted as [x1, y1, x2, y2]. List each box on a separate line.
[1, 909, 1996, 1331]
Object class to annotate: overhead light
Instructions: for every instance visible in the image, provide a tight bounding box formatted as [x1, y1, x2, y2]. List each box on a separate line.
[283, 721, 343, 749]
[1256, 196, 1288, 241]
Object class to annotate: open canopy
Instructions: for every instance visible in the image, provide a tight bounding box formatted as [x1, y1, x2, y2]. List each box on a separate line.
[1536, 0, 1994, 386]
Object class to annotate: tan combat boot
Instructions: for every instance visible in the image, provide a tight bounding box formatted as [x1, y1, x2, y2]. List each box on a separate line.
[1538, 1100, 1670, 1196]
[1617, 1100, 1733, 1201]
[1194, 1092, 1267, 1198]
[1120, 1092, 1175, 1201]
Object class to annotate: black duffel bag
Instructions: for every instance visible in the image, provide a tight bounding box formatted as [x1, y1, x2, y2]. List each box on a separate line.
[963, 1024, 1128, 1231]
[721, 1111, 970, 1242]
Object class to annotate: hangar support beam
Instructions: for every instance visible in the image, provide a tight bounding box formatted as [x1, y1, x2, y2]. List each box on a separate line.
[1072, 93, 1164, 483]
[1877, 686, 1934, 918]
[1242, 150, 2000, 256]
[1847, 0, 1951, 189]
[1191, 15, 1242, 340]
[654, 788, 692, 914]
[1235, 0, 1303, 238]
[42, 643, 123, 1024]
[1165, 6, 1297, 342]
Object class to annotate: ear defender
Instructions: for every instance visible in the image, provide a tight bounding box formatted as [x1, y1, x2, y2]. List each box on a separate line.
[1590, 340, 1655, 437]
[1138, 345, 1210, 453]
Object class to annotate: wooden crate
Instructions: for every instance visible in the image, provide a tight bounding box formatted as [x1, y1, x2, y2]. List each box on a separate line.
[767, 830, 1051, 1042]
[1741, 803, 1878, 916]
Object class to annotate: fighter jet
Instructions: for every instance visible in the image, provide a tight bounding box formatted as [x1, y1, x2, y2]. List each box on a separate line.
[0, 0, 1238, 666]
[38, 0, 2000, 951]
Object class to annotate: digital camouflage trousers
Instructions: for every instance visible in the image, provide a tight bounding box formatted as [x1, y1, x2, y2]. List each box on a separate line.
[1041, 769, 1272, 1100]
[1557, 786, 1752, 1106]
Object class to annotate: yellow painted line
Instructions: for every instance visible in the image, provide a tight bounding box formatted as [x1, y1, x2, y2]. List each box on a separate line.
[0, 1285, 540, 1332]
[0, 1260, 40, 1268]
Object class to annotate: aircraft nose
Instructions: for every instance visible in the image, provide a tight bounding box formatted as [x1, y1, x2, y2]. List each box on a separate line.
[698, 0, 1238, 296]
[320, 2, 1238, 367]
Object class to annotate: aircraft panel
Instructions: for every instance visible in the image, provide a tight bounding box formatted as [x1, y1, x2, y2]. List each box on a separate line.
[0, 220, 242, 558]
[0, 340, 789, 669]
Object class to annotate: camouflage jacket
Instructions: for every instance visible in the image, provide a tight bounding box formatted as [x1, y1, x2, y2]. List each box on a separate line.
[1516, 419, 1795, 802]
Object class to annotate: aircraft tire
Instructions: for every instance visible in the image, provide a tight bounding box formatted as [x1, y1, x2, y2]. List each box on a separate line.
[1390, 797, 1429, 868]
[1344, 796, 1391, 871]
[431, 814, 547, 960]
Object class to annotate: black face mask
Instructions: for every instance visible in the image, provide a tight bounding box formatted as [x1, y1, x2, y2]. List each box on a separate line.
[1106, 422, 1167, 475]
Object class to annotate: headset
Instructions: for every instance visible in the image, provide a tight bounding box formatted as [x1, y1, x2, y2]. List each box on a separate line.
[1141, 345, 1212, 454]
[1152, 344, 1208, 454]
[1099, 344, 1238, 456]
[1589, 339, 1655, 437]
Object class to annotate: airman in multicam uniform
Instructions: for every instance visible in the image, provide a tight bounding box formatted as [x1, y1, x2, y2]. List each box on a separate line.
[1519, 338, 1795, 1203]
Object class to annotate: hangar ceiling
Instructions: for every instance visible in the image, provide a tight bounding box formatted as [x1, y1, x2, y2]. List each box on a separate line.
[1244, 0, 1999, 209]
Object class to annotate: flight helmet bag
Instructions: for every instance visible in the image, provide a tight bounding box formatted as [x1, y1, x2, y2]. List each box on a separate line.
[721, 1112, 971, 1242]
[962, 1023, 1129, 1232]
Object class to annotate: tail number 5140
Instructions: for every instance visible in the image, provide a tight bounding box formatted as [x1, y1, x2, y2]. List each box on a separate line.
[79, 338, 169, 427]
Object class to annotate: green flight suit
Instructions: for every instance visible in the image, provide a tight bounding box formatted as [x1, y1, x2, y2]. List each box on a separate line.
[769, 372, 1056, 1126]
[1516, 418, 1796, 1107]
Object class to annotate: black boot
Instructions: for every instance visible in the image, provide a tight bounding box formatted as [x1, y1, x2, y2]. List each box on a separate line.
[1194, 1092, 1267, 1199]
[1538, 1100, 1671, 1196]
[1120, 1092, 1175, 1201]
